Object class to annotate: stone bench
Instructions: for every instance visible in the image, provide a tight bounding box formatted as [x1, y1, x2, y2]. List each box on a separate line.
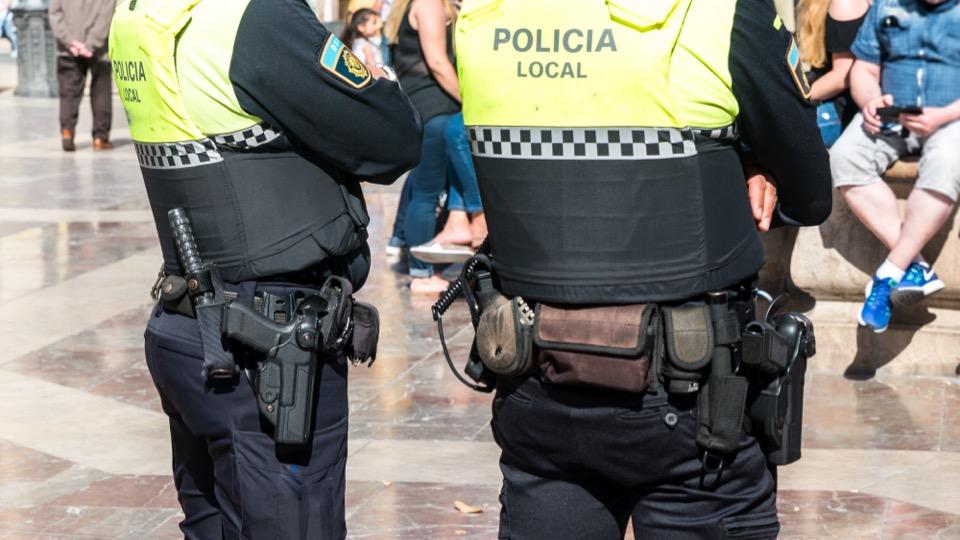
[760, 158, 960, 377]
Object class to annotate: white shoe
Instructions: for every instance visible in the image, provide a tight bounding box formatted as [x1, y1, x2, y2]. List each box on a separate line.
[409, 242, 474, 264]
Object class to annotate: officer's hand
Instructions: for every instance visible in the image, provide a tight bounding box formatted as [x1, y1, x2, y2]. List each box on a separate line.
[746, 169, 778, 232]
[862, 94, 894, 135]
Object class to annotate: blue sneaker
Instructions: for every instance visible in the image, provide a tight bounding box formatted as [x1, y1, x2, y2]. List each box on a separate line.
[859, 277, 895, 333]
[891, 262, 945, 307]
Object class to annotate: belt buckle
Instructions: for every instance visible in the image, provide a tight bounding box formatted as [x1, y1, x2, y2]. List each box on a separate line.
[150, 267, 167, 301]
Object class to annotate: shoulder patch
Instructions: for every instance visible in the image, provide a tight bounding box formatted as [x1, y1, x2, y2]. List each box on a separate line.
[319, 35, 372, 89]
[786, 37, 812, 100]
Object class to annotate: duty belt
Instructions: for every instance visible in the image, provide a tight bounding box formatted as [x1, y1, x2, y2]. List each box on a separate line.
[152, 270, 363, 360]
[432, 249, 814, 470]
[152, 268, 314, 322]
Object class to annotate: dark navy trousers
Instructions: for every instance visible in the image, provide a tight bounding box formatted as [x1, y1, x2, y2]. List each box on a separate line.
[491, 376, 779, 539]
[144, 285, 348, 540]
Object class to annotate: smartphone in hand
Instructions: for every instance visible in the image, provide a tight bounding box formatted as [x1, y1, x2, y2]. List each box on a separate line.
[877, 105, 923, 119]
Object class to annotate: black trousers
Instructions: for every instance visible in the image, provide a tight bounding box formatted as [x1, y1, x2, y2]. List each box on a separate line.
[144, 283, 348, 540]
[491, 376, 779, 539]
[56, 55, 112, 139]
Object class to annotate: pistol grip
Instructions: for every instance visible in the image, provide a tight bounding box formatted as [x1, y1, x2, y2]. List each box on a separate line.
[222, 302, 290, 354]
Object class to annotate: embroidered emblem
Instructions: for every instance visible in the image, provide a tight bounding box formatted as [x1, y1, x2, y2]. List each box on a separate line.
[344, 48, 368, 79]
[319, 35, 372, 89]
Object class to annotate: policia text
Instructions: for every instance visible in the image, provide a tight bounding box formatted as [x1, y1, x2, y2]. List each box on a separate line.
[493, 27, 617, 79]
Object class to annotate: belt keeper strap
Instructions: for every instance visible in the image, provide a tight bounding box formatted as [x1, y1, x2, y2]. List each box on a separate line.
[712, 311, 741, 346]
[186, 268, 215, 298]
[696, 373, 749, 457]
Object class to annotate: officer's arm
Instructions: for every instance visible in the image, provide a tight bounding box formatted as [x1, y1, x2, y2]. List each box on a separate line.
[729, 0, 832, 227]
[230, 0, 422, 184]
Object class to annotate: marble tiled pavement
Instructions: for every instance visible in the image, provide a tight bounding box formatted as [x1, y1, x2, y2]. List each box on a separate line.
[0, 56, 959, 539]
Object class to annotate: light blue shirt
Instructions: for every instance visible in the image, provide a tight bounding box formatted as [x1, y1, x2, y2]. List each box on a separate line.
[851, 0, 960, 108]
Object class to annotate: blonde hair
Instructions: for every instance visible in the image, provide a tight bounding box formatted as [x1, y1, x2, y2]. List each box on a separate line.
[797, 0, 831, 68]
[385, 0, 457, 45]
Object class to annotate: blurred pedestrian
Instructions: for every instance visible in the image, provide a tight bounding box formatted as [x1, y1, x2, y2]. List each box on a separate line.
[341, 8, 384, 68]
[386, 0, 461, 294]
[409, 111, 486, 264]
[797, 0, 871, 146]
[0, 0, 17, 59]
[49, 0, 115, 152]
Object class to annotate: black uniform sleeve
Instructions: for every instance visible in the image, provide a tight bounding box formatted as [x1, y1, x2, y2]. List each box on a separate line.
[730, 0, 833, 227]
[230, 0, 422, 184]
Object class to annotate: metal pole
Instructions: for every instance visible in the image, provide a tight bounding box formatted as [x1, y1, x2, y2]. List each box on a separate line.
[11, 0, 57, 98]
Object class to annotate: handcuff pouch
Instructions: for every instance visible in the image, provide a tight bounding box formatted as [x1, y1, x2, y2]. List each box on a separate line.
[476, 294, 536, 376]
[348, 302, 380, 365]
[741, 321, 791, 375]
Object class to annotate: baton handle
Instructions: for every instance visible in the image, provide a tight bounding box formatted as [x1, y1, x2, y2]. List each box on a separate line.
[168, 208, 203, 277]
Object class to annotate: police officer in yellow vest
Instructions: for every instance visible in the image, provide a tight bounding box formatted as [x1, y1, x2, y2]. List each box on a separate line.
[454, 0, 832, 537]
[109, 0, 421, 537]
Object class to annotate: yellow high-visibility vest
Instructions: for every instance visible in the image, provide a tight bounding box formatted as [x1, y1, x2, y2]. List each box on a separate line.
[109, 0, 260, 143]
[456, 0, 739, 131]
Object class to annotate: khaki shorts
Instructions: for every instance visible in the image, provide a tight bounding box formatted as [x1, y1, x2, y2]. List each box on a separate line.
[830, 113, 960, 202]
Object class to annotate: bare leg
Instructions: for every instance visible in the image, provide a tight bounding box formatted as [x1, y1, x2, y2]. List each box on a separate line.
[431, 210, 472, 245]
[410, 275, 451, 295]
[887, 188, 954, 270]
[469, 212, 487, 248]
[840, 183, 903, 251]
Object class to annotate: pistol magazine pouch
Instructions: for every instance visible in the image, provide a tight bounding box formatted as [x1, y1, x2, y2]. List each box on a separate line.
[348, 302, 380, 365]
[476, 294, 536, 376]
[534, 304, 658, 393]
[662, 305, 713, 393]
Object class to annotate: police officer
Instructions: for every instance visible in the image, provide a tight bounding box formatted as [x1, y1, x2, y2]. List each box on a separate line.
[455, 0, 831, 538]
[109, 0, 421, 537]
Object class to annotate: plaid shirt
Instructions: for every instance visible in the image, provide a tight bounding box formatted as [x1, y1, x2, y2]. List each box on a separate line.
[851, 0, 960, 108]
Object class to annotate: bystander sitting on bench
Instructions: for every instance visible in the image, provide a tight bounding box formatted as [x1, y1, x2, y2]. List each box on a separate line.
[829, 0, 960, 333]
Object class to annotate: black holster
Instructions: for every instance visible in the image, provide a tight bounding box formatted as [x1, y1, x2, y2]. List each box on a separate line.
[221, 276, 379, 445]
[660, 287, 815, 469]
[742, 312, 815, 466]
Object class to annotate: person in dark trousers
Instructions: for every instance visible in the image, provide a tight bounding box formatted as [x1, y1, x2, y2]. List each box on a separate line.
[110, 0, 421, 537]
[49, 0, 115, 152]
[455, 0, 832, 537]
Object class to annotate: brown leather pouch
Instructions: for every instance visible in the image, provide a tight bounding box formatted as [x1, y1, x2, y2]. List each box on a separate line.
[534, 304, 659, 393]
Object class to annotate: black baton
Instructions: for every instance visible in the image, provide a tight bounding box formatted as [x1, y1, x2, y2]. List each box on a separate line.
[168, 208, 238, 379]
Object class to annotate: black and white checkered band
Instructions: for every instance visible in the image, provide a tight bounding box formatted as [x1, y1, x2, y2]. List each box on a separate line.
[467, 126, 697, 160]
[692, 124, 739, 142]
[212, 122, 282, 149]
[134, 139, 222, 170]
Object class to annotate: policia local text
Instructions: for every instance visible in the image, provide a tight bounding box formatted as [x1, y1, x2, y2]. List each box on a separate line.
[493, 27, 617, 79]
